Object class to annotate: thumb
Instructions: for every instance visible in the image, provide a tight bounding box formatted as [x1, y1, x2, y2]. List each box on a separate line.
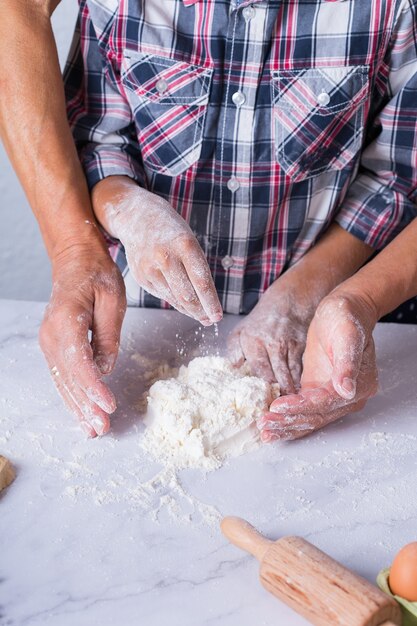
[92, 289, 126, 376]
[227, 329, 245, 367]
[329, 318, 366, 400]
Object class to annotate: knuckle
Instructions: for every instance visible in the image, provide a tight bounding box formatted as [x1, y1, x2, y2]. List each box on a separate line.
[155, 247, 170, 269]
[38, 329, 49, 354]
[178, 235, 197, 255]
[39, 318, 55, 352]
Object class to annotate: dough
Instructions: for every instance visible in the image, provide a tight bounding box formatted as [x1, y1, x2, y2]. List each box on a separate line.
[0, 455, 15, 492]
[142, 356, 280, 470]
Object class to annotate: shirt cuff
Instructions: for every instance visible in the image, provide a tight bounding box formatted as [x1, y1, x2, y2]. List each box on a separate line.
[335, 173, 417, 249]
[80, 144, 146, 190]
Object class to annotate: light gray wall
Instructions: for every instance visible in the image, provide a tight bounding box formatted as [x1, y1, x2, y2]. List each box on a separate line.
[0, 0, 79, 302]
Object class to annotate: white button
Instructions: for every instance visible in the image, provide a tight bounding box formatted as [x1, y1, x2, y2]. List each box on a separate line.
[243, 5, 255, 20]
[221, 255, 234, 270]
[156, 78, 168, 94]
[232, 91, 246, 107]
[317, 91, 330, 106]
[227, 177, 240, 192]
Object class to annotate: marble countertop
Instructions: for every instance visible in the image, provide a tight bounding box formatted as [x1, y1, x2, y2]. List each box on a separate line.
[1, 299, 417, 626]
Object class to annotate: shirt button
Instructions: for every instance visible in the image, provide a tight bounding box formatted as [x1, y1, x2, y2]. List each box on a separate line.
[221, 255, 234, 270]
[243, 5, 255, 20]
[317, 91, 330, 106]
[227, 176, 240, 192]
[156, 78, 169, 94]
[232, 91, 246, 107]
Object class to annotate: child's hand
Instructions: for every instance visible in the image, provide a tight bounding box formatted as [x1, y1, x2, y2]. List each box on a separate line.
[93, 177, 222, 326]
[257, 291, 379, 441]
[227, 272, 317, 394]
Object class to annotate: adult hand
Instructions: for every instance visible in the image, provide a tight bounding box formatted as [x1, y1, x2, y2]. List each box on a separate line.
[258, 291, 379, 441]
[99, 180, 222, 326]
[39, 241, 126, 437]
[227, 271, 321, 393]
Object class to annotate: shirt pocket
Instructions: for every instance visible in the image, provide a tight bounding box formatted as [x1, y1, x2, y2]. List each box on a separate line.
[271, 66, 370, 181]
[121, 51, 213, 177]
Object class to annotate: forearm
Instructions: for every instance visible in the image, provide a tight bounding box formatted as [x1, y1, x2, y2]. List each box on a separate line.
[270, 224, 373, 309]
[0, 0, 105, 259]
[332, 218, 417, 319]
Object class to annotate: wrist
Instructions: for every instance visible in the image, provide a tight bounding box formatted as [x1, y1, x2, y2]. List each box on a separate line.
[49, 221, 109, 267]
[268, 260, 336, 315]
[92, 176, 173, 243]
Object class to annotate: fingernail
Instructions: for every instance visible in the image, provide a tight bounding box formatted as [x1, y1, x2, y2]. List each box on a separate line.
[210, 310, 223, 323]
[80, 421, 94, 437]
[96, 354, 116, 376]
[341, 377, 356, 399]
[90, 417, 105, 436]
[270, 403, 289, 414]
[270, 398, 305, 413]
[261, 431, 273, 443]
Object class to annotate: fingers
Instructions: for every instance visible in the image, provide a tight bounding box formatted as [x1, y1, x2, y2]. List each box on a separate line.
[182, 247, 223, 324]
[258, 383, 367, 442]
[92, 283, 126, 375]
[228, 328, 301, 394]
[137, 236, 223, 325]
[161, 259, 213, 325]
[51, 372, 97, 438]
[267, 343, 296, 395]
[287, 339, 304, 390]
[47, 350, 112, 436]
[40, 305, 116, 437]
[227, 329, 245, 367]
[145, 270, 210, 323]
[239, 333, 275, 382]
[329, 319, 366, 400]
[70, 317, 117, 414]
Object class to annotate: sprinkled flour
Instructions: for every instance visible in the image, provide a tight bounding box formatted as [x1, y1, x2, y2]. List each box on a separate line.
[142, 356, 280, 470]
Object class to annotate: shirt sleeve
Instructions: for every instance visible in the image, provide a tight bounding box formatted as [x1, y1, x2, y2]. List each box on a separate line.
[335, 0, 417, 249]
[64, 5, 145, 190]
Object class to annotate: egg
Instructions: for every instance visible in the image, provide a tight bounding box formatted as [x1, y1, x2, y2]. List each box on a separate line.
[389, 542, 417, 601]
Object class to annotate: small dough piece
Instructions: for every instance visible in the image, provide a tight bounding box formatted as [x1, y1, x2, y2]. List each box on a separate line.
[0, 455, 15, 492]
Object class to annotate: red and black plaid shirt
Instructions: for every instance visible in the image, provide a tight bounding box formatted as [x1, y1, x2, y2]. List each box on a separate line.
[65, 0, 417, 313]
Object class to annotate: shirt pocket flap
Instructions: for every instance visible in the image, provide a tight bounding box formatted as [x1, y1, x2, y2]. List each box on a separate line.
[122, 51, 213, 106]
[271, 65, 370, 180]
[272, 65, 369, 115]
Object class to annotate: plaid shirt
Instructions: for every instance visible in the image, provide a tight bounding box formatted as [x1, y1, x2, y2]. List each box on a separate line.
[65, 0, 417, 314]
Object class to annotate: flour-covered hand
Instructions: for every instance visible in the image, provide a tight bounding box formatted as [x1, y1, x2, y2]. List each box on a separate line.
[258, 292, 379, 441]
[98, 178, 222, 326]
[39, 242, 126, 437]
[227, 278, 316, 394]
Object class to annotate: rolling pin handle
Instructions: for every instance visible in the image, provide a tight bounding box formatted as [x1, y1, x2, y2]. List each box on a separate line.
[221, 516, 273, 562]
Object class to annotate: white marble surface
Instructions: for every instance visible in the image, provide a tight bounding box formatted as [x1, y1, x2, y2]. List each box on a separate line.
[1, 300, 417, 626]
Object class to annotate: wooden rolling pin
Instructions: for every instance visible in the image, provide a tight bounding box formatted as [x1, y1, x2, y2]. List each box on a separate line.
[221, 517, 401, 626]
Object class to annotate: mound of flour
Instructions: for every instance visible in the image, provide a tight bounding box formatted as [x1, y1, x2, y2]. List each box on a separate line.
[142, 356, 280, 470]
